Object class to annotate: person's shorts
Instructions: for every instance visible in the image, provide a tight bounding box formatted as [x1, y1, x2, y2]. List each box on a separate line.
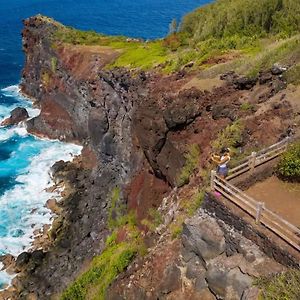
[217, 166, 228, 177]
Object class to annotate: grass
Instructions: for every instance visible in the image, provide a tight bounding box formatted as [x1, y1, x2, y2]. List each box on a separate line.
[284, 63, 300, 85]
[255, 269, 300, 300]
[240, 102, 254, 111]
[61, 238, 138, 300]
[141, 208, 163, 232]
[177, 144, 201, 187]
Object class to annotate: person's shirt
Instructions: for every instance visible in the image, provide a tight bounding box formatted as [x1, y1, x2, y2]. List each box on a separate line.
[219, 154, 230, 168]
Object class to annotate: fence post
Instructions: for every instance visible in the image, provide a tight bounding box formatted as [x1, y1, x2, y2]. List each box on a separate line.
[250, 152, 257, 172]
[211, 170, 216, 191]
[255, 202, 264, 224]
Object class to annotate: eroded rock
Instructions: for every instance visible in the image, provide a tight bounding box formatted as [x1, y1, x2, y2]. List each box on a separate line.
[1, 107, 29, 126]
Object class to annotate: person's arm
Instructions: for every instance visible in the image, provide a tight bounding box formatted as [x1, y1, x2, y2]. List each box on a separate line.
[211, 154, 221, 163]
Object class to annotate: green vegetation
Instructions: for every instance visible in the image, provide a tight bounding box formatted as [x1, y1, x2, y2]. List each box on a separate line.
[240, 102, 254, 111]
[181, 0, 300, 43]
[284, 63, 300, 85]
[62, 187, 143, 300]
[211, 120, 244, 154]
[246, 35, 300, 77]
[256, 269, 300, 300]
[277, 142, 300, 182]
[177, 144, 201, 187]
[61, 232, 141, 300]
[141, 208, 163, 232]
[51, 57, 57, 72]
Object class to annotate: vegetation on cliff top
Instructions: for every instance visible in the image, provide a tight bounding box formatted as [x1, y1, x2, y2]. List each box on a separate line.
[49, 0, 300, 74]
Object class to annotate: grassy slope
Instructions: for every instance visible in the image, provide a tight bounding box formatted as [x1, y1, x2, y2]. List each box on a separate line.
[50, 0, 300, 76]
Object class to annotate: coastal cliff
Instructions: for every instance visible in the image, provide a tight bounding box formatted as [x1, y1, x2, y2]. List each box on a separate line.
[2, 5, 300, 299]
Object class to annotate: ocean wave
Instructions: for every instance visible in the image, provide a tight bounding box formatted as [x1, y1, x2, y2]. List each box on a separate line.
[0, 84, 82, 287]
[0, 84, 40, 119]
[0, 141, 82, 255]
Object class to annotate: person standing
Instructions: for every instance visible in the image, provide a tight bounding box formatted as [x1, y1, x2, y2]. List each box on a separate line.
[211, 147, 231, 179]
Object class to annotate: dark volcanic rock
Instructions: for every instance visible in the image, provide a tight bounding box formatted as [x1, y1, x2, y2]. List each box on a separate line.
[15, 252, 31, 272]
[233, 76, 257, 90]
[182, 217, 226, 263]
[1, 107, 29, 126]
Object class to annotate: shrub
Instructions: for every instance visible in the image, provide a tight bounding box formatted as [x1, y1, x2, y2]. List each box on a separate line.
[277, 142, 300, 181]
[256, 269, 300, 300]
[141, 208, 163, 232]
[211, 120, 244, 153]
[177, 144, 201, 187]
[240, 102, 254, 111]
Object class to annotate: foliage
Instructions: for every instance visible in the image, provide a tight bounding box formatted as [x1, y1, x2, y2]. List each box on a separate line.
[110, 41, 169, 70]
[246, 36, 300, 77]
[277, 142, 300, 181]
[61, 210, 143, 300]
[180, 0, 300, 43]
[51, 57, 57, 73]
[240, 102, 254, 111]
[255, 269, 300, 300]
[211, 120, 244, 154]
[284, 63, 300, 85]
[61, 241, 137, 300]
[177, 144, 201, 187]
[141, 208, 163, 232]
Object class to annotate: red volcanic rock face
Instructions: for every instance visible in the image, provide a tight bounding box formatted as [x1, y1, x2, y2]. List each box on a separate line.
[1, 107, 29, 126]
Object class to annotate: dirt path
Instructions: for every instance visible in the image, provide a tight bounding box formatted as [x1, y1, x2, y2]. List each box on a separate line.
[246, 176, 300, 227]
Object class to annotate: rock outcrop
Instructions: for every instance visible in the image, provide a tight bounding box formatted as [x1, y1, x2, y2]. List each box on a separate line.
[1, 107, 29, 126]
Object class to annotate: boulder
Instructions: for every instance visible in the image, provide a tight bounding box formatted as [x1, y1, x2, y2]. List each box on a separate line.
[242, 287, 260, 300]
[158, 264, 181, 295]
[206, 264, 252, 299]
[46, 198, 62, 214]
[1, 107, 29, 126]
[182, 217, 226, 263]
[271, 64, 287, 75]
[212, 104, 236, 121]
[233, 76, 257, 90]
[15, 252, 31, 272]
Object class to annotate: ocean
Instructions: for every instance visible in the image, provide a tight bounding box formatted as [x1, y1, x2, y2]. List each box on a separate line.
[0, 0, 209, 287]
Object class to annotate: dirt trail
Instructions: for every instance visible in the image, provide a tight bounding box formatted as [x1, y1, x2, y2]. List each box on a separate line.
[246, 176, 300, 227]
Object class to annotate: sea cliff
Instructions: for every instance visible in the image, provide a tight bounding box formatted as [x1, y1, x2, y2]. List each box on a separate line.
[2, 7, 300, 299]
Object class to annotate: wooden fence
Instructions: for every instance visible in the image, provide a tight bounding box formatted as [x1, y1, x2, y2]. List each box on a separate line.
[226, 136, 291, 180]
[210, 136, 300, 252]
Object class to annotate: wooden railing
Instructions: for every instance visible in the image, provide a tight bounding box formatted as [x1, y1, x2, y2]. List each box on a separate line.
[211, 173, 300, 251]
[210, 136, 300, 252]
[226, 137, 291, 180]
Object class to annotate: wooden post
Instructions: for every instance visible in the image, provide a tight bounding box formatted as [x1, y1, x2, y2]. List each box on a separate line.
[255, 202, 264, 224]
[250, 152, 256, 172]
[211, 170, 216, 191]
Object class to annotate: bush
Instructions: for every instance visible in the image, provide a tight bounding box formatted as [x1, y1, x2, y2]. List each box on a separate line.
[277, 142, 300, 181]
[256, 269, 300, 300]
[211, 120, 244, 153]
[177, 144, 201, 187]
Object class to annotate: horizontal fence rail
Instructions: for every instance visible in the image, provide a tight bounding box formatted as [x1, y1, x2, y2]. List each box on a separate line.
[210, 136, 300, 252]
[226, 137, 291, 180]
[212, 173, 300, 251]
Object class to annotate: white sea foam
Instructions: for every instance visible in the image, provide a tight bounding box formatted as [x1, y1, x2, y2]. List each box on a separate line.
[0, 84, 82, 287]
[0, 141, 82, 254]
[0, 85, 40, 119]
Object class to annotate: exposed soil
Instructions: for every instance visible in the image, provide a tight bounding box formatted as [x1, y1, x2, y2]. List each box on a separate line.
[246, 176, 300, 227]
